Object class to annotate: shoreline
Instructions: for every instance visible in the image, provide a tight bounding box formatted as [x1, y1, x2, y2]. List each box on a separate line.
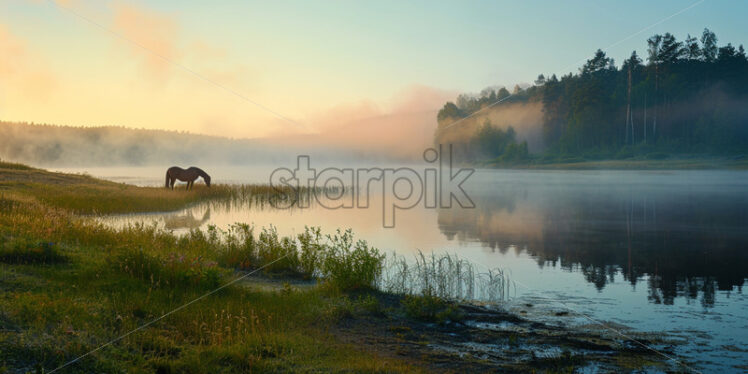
[0, 163, 690, 372]
[477, 157, 748, 170]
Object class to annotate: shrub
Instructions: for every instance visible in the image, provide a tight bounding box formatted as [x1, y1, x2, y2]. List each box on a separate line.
[321, 229, 384, 291]
[297, 226, 324, 279]
[256, 226, 300, 275]
[499, 141, 530, 162]
[217, 223, 256, 270]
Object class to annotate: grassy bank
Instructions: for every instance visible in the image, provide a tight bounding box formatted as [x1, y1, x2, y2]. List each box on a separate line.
[0, 164, 416, 373]
[0, 163, 675, 373]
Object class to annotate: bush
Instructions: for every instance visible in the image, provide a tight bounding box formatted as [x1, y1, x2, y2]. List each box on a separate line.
[321, 229, 384, 291]
[217, 223, 256, 270]
[499, 141, 530, 162]
[257, 226, 300, 275]
[298, 226, 324, 279]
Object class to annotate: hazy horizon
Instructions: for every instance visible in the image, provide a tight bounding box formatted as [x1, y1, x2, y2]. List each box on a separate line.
[2, 0, 747, 143]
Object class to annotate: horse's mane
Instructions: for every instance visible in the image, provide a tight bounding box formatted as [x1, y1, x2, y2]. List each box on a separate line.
[188, 166, 210, 178]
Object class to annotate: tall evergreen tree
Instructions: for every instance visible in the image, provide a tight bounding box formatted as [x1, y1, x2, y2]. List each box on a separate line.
[701, 28, 718, 62]
[435, 28, 748, 160]
[581, 49, 614, 74]
[659, 33, 684, 63]
[683, 34, 701, 60]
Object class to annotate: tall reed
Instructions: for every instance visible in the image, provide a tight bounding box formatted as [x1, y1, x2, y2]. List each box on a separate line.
[380, 250, 512, 303]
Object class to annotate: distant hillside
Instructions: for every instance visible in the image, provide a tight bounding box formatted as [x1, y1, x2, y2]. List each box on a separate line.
[0, 120, 430, 167]
[0, 121, 285, 167]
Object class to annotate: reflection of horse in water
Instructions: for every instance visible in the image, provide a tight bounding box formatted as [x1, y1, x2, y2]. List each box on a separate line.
[165, 166, 211, 190]
[164, 208, 211, 230]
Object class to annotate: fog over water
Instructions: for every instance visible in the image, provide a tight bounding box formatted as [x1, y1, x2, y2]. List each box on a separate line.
[62, 165, 748, 372]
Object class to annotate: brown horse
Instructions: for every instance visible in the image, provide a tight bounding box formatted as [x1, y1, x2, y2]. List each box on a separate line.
[165, 166, 211, 190]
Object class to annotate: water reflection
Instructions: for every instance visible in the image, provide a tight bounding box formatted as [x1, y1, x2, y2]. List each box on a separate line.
[94, 168, 748, 370]
[101, 170, 748, 307]
[163, 208, 212, 230]
[439, 171, 748, 307]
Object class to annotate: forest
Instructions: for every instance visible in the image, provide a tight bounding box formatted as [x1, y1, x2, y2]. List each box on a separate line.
[436, 28, 748, 163]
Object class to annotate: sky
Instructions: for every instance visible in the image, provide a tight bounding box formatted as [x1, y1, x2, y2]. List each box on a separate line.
[0, 0, 746, 139]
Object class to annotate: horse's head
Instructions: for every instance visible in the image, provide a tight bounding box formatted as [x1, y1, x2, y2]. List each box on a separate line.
[204, 175, 211, 187]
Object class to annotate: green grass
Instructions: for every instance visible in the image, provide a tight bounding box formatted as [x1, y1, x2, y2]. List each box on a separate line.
[0, 239, 67, 265]
[0, 163, 417, 373]
[0, 160, 35, 170]
[0, 162, 677, 372]
[402, 290, 464, 325]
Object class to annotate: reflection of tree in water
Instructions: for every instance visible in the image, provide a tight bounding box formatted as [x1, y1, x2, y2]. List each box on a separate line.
[438, 188, 748, 307]
[438, 194, 517, 247]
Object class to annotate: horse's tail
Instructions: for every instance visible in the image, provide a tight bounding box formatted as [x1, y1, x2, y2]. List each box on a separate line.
[165, 170, 170, 188]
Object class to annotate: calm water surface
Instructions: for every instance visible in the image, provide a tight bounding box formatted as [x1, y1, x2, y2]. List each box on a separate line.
[58, 166, 748, 372]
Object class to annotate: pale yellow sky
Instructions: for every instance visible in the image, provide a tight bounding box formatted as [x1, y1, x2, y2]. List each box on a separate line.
[1, 0, 738, 140]
[0, 1, 450, 139]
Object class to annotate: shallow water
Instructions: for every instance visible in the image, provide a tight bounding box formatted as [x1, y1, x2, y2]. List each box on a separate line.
[59, 165, 748, 371]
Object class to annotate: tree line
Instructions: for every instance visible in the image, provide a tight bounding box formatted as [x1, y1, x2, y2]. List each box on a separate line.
[437, 29, 748, 162]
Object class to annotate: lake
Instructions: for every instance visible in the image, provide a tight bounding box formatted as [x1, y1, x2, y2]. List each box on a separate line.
[57, 165, 748, 372]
